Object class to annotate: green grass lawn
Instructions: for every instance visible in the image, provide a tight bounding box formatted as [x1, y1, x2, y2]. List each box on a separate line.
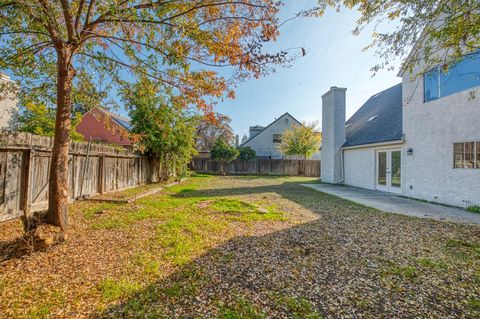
[0, 174, 479, 319]
[88, 179, 176, 201]
[467, 205, 480, 214]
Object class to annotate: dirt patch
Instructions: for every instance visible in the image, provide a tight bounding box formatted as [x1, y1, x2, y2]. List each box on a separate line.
[197, 200, 213, 209]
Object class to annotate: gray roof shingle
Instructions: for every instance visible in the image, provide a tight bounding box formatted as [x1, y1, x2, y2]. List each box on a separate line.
[97, 107, 132, 131]
[343, 83, 403, 148]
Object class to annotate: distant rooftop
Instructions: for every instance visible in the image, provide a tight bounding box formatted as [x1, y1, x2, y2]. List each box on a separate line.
[98, 107, 132, 131]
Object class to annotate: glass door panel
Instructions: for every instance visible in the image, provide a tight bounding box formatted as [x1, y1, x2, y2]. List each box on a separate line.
[377, 151, 387, 186]
[391, 151, 401, 188]
[376, 149, 401, 193]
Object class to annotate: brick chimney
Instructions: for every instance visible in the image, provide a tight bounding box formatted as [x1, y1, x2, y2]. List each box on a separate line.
[249, 125, 264, 139]
[321, 86, 347, 183]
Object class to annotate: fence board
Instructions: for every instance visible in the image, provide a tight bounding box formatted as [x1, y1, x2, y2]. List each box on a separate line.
[0, 152, 6, 205]
[0, 131, 157, 223]
[191, 157, 320, 177]
[2, 151, 23, 213]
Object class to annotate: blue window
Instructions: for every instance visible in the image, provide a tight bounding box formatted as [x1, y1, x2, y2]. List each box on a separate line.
[424, 69, 440, 101]
[424, 50, 480, 102]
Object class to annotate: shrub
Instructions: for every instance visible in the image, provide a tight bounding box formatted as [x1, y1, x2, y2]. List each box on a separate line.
[237, 146, 256, 160]
[211, 139, 239, 163]
[278, 122, 321, 159]
[210, 138, 239, 175]
[467, 205, 480, 214]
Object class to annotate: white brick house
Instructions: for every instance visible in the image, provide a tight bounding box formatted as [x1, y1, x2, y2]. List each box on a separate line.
[0, 73, 18, 131]
[241, 112, 321, 160]
[321, 35, 480, 208]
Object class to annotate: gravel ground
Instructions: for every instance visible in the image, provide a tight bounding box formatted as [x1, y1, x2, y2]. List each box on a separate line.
[1, 175, 479, 319]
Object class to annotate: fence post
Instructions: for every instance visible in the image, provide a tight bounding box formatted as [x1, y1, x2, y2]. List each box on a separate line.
[21, 149, 34, 231]
[115, 157, 119, 190]
[137, 156, 141, 186]
[79, 139, 92, 197]
[98, 155, 105, 194]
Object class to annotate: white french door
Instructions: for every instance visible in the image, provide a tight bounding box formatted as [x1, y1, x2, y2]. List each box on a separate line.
[376, 149, 402, 194]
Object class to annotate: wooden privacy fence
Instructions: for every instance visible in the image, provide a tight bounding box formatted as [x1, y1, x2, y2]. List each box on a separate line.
[0, 131, 157, 223]
[191, 157, 321, 177]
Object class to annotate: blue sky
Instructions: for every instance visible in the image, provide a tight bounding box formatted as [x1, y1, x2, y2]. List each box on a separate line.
[5, 0, 403, 137]
[216, 0, 403, 138]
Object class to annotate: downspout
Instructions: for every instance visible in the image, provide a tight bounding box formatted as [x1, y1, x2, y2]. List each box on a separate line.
[333, 148, 345, 184]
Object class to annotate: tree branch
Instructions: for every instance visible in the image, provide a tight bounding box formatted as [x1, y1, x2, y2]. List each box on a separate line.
[74, 0, 86, 35]
[0, 1, 15, 9]
[157, 1, 267, 26]
[87, 0, 268, 31]
[0, 30, 50, 36]
[36, 0, 62, 46]
[83, 0, 96, 31]
[77, 52, 181, 89]
[3, 41, 52, 63]
[60, 0, 75, 41]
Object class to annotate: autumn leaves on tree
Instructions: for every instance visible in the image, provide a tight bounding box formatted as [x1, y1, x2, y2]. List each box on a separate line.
[0, 1, 291, 231]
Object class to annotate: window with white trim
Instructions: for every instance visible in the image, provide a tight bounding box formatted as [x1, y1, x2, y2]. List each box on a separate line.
[454, 142, 480, 169]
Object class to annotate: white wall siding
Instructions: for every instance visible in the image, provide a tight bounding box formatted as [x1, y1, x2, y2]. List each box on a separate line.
[343, 147, 376, 190]
[0, 76, 18, 131]
[243, 113, 321, 159]
[402, 68, 480, 207]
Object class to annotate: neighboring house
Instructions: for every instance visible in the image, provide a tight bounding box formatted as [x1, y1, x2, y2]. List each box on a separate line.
[0, 73, 18, 131]
[76, 106, 132, 146]
[241, 112, 321, 160]
[321, 34, 480, 208]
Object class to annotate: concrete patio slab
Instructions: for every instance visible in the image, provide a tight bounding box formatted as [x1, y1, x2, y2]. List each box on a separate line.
[301, 183, 480, 225]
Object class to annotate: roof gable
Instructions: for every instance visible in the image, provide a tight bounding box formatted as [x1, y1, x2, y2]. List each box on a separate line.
[241, 112, 302, 146]
[90, 107, 132, 132]
[343, 83, 403, 148]
[110, 113, 132, 131]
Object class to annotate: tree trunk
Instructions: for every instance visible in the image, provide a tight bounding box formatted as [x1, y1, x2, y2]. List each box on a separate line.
[302, 155, 306, 176]
[46, 51, 74, 232]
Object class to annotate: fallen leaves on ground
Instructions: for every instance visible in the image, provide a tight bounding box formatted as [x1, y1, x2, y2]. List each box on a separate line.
[0, 175, 479, 318]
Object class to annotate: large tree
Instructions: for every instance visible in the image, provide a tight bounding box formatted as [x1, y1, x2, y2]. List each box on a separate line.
[18, 103, 84, 141]
[311, 0, 480, 74]
[195, 113, 235, 151]
[0, 1, 291, 231]
[124, 78, 197, 180]
[278, 122, 321, 175]
[278, 122, 321, 160]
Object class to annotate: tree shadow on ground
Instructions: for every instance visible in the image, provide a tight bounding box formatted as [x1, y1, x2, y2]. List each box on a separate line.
[94, 180, 480, 318]
[0, 236, 32, 262]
